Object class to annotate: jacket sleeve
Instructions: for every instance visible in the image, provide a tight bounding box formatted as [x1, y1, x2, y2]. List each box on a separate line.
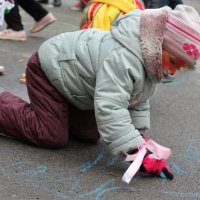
[129, 100, 150, 130]
[94, 48, 146, 155]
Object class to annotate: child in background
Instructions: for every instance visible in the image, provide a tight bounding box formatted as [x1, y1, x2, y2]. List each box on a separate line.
[0, 5, 199, 183]
[80, 0, 144, 30]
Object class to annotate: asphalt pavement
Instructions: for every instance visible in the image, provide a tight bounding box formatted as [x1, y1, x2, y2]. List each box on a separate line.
[0, 0, 200, 199]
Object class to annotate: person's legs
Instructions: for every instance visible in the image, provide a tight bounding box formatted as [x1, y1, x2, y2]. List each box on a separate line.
[69, 105, 100, 143]
[0, 0, 26, 41]
[143, 0, 148, 8]
[53, 0, 62, 7]
[16, 0, 56, 33]
[169, 0, 183, 9]
[0, 53, 69, 148]
[146, 0, 170, 8]
[36, 0, 49, 4]
[4, 0, 24, 31]
[145, 0, 158, 8]
[18, 0, 48, 21]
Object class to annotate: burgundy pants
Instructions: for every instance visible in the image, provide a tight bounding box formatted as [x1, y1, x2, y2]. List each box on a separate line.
[0, 53, 100, 148]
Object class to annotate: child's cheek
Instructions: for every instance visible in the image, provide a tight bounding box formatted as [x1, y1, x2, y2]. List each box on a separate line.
[162, 53, 170, 70]
[162, 53, 177, 75]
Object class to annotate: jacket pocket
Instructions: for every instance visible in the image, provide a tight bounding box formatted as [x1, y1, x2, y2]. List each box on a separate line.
[59, 56, 90, 96]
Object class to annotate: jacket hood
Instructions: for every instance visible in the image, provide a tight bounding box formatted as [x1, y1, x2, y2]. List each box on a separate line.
[111, 9, 145, 66]
[140, 7, 171, 82]
[111, 7, 172, 82]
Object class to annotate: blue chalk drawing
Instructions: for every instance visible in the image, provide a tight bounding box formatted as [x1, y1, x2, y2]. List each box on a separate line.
[16, 165, 48, 176]
[184, 139, 200, 162]
[78, 152, 104, 172]
[106, 156, 118, 167]
[95, 186, 131, 200]
[80, 179, 116, 198]
[162, 191, 200, 198]
[12, 161, 34, 167]
[170, 162, 187, 174]
[167, 139, 200, 175]
[1, 138, 200, 199]
[78, 144, 105, 172]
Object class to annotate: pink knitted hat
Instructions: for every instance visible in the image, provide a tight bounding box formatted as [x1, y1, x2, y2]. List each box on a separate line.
[163, 5, 200, 66]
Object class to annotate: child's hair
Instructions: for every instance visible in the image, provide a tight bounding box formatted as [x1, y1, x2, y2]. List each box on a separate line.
[163, 5, 200, 66]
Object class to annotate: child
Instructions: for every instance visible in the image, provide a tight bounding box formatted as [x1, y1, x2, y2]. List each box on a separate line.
[0, 5, 199, 183]
[80, 0, 144, 30]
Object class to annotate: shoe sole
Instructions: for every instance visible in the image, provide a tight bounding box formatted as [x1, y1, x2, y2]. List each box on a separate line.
[30, 19, 56, 33]
[0, 36, 26, 41]
[70, 7, 82, 11]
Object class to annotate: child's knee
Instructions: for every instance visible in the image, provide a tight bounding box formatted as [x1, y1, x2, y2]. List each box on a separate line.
[43, 137, 68, 148]
[37, 130, 68, 148]
[52, 136, 68, 147]
[70, 129, 100, 143]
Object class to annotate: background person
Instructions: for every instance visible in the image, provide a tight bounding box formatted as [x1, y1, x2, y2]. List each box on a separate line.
[0, 0, 56, 41]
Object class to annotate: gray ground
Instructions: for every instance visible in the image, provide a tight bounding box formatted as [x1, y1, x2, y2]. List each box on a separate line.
[0, 0, 200, 199]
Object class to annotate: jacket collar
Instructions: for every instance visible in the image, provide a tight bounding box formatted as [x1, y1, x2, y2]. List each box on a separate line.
[140, 7, 171, 82]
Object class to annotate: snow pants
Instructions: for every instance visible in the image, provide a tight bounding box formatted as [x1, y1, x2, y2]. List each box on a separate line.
[0, 53, 100, 148]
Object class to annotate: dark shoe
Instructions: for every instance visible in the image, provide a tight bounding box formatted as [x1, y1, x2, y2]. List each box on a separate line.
[36, 0, 48, 4]
[53, 0, 61, 7]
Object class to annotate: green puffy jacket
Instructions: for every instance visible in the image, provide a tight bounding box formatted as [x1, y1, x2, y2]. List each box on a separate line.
[39, 9, 161, 155]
